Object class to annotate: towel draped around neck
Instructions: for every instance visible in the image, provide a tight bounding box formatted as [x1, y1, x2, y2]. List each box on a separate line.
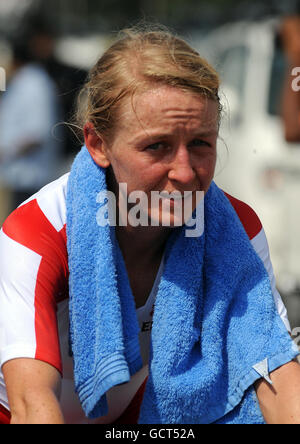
[66, 146, 298, 423]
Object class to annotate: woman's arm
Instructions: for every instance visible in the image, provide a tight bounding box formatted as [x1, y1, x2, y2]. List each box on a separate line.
[280, 16, 300, 142]
[255, 359, 300, 424]
[2, 358, 64, 424]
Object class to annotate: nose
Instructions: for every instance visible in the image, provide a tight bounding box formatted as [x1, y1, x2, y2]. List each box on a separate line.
[168, 145, 196, 185]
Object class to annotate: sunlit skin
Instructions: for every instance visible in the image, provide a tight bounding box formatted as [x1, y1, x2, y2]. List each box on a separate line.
[85, 85, 219, 230]
[85, 85, 219, 308]
[86, 86, 300, 425]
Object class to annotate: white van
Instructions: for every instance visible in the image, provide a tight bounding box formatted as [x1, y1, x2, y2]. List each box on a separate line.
[194, 19, 300, 326]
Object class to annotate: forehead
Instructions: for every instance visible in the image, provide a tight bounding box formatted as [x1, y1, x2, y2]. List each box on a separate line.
[117, 85, 219, 134]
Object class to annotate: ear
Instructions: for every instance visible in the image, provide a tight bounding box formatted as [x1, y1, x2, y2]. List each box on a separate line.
[84, 122, 110, 168]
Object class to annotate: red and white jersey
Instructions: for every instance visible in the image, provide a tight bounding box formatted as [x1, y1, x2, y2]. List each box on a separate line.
[0, 174, 290, 424]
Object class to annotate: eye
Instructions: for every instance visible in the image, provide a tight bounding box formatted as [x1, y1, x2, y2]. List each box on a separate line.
[189, 139, 211, 148]
[145, 142, 166, 151]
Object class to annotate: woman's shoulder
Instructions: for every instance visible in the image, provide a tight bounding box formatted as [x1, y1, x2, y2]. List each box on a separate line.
[223, 191, 263, 241]
[2, 173, 69, 253]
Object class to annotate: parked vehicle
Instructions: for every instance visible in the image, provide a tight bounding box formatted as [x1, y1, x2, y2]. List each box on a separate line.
[194, 19, 300, 327]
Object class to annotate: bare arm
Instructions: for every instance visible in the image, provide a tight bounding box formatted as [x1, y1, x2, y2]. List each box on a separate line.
[281, 66, 300, 142]
[280, 16, 300, 142]
[2, 358, 64, 424]
[255, 359, 300, 424]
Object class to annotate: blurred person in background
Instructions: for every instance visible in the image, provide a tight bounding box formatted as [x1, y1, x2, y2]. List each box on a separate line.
[25, 17, 88, 160]
[0, 37, 62, 211]
[281, 15, 300, 142]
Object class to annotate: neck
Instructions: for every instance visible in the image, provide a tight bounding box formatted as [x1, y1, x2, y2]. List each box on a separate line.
[116, 224, 171, 266]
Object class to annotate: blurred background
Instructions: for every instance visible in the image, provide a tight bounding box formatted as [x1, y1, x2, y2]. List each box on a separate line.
[1, 0, 300, 329]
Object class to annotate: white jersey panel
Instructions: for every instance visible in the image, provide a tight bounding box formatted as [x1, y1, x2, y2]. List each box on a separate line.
[251, 228, 291, 332]
[0, 230, 41, 367]
[36, 173, 69, 232]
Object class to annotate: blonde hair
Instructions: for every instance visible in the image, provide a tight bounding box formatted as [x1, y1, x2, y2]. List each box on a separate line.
[75, 24, 221, 142]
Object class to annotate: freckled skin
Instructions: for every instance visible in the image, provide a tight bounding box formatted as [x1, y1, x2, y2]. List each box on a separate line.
[84, 85, 219, 308]
[102, 85, 219, 225]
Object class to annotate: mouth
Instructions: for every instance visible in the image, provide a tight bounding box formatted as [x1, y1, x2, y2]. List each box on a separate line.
[159, 190, 194, 200]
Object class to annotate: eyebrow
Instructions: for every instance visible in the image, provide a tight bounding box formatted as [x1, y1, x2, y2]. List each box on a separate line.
[192, 130, 219, 138]
[130, 129, 218, 145]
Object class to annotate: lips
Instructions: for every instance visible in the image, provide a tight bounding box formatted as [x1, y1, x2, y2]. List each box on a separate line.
[159, 190, 194, 200]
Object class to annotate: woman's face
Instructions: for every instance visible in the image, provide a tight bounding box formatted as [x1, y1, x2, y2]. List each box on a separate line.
[88, 85, 219, 227]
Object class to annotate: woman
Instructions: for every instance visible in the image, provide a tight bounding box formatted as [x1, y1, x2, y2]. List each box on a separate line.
[280, 15, 300, 142]
[0, 25, 300, 425]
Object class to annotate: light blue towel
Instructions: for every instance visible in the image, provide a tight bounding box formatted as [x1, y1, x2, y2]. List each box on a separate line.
[67, 146, 299, 423]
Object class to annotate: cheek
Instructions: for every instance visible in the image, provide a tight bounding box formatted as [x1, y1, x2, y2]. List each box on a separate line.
[209, 155, 217, 176]
[109, 153, 136, 181]
[196, 154, 216, 177]
[113, 162, 163, 194]
[194, 155, 216, 193]
[144, 164, 171, 190]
